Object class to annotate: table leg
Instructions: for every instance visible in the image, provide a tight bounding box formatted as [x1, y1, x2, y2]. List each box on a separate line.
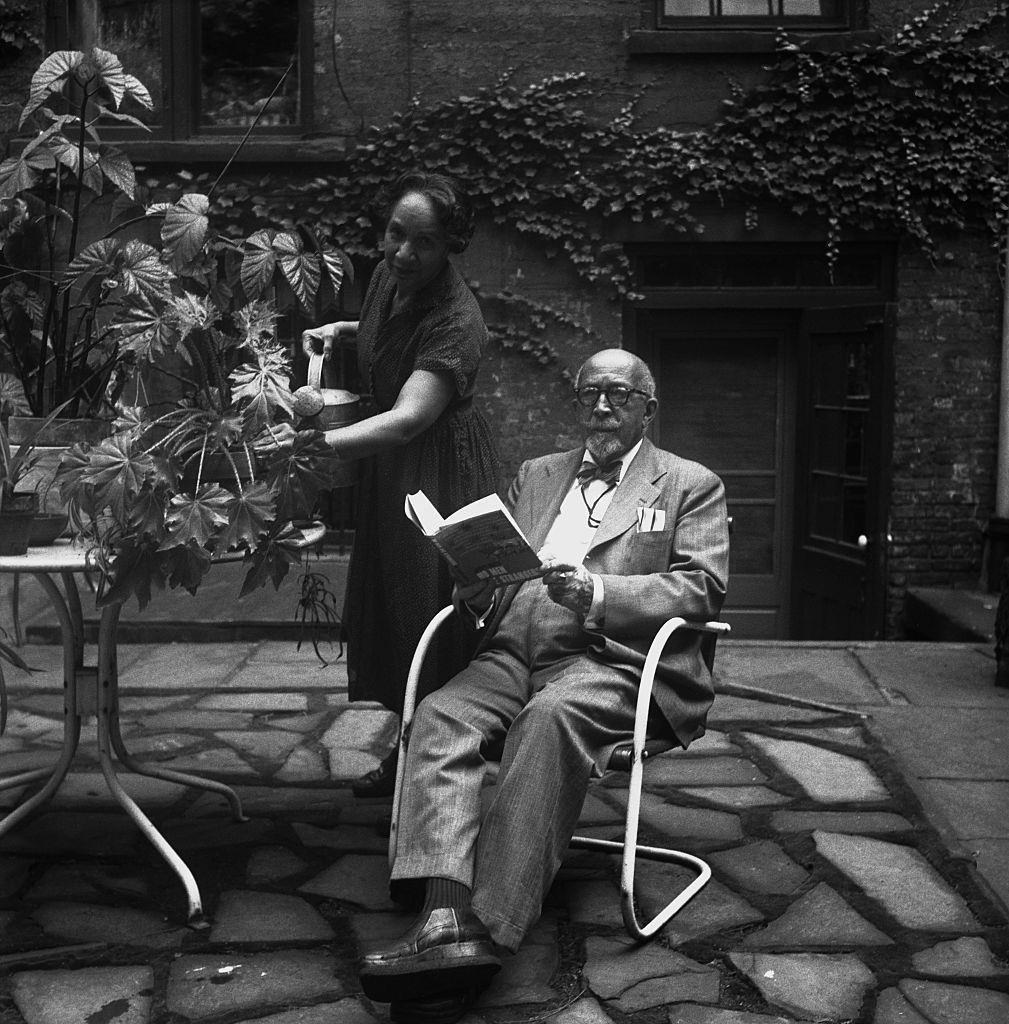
[95, 604, 208, 928]
[107, 714, 249, 822]
[0, 573, 83, 839]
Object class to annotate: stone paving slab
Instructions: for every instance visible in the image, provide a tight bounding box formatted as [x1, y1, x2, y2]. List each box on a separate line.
[717, 644, 885, 705]
[0, 641, 1006, 1024]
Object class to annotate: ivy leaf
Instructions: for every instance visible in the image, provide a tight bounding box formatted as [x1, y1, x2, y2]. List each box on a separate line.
[216, 480, 277, 551]
[274, 232, 321, 311]
[21, 50, 85, 126]
[162, 193, 210, 267]
[241, 229, 277, 300]
[162, 483, 231, 549]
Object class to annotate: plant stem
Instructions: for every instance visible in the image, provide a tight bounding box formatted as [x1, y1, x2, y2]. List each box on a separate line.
[207, 59, 295, 202]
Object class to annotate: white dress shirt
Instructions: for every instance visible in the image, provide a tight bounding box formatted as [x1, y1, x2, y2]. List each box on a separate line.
[540, 440, 643, 627]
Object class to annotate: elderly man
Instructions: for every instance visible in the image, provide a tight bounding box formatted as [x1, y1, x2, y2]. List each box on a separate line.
[360, 349, 729, 1022]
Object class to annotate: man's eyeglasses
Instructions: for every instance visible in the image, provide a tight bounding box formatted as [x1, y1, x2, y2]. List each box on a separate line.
[573, 385, 651, 408]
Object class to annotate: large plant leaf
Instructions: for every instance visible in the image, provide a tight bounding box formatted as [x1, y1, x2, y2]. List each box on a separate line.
[20, 50, 85, 126]
[230, 357, 295, 431]
[119, 240, 172, 303]
[98, 145, 137, 200]
[239, 522, 306, 596]
[240, 229, 277, 300]
[216, 480, 277, 551]
[162, 193, 209, 267]
[0, 157, 38, 200]
[127, 484, 169, 542]
[319, 248, 346, 292]
[274, 232, 321, 311]
[163, 540, 212, 594]
[90, 48, 126, 109]
[122, 73, 154, 112]
[98, 538, 164, 611]
[264, 430, 335, 521]
[113, 301, 178, 362]
[48, 135, 103, 194]
[68, 237, 123, 284]
[75, 434, 153, 521]
[162, 483, 231, 549]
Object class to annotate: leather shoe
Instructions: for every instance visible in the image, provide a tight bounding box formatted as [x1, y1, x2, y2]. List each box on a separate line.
[352, 749, 398, 798]
[390, 985, 481, 1024]
[358, 907, 501, 1003]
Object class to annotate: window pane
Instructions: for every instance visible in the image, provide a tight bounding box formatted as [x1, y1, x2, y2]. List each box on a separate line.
[74, 0, 164, 126]
[664, 0, 713, 14]
[199, 0, 300, 127]
[721, 0, 772, 15]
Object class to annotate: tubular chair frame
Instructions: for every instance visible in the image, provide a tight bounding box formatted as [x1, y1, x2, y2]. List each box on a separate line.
[389, 604, 730, 942]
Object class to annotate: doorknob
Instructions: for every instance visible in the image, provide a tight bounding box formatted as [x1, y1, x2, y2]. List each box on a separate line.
[857, 534, 868, 549]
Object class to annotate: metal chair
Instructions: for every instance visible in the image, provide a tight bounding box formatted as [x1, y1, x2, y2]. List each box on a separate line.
[389, 605, 730, 941]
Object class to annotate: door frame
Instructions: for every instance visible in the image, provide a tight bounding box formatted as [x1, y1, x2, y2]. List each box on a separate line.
[623, 240, 897, 639]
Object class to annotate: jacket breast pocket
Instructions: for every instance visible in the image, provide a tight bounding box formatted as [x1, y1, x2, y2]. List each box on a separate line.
[624, 529, 676, 573]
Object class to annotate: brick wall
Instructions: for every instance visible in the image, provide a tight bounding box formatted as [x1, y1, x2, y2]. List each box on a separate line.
[887, 236, 1002, 632]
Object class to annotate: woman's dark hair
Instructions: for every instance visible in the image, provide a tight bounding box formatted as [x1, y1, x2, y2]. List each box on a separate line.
[379, 171, 476, 254]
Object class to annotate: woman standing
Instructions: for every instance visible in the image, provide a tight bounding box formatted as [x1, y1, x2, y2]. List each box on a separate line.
[302, 171, 500, 797]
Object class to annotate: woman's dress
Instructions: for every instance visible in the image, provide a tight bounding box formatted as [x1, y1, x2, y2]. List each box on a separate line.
[344, 260, 500, 712]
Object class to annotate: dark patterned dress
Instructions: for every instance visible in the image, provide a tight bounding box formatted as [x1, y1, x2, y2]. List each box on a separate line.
[344, 260, 501, 712]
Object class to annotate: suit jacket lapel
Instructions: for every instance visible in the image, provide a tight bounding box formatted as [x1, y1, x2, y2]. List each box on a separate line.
[588, 438, 664, 553]
[524, 448, 582, 551]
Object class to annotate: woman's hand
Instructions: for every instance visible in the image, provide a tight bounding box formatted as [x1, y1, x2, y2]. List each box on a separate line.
[301, 321, 357, 361]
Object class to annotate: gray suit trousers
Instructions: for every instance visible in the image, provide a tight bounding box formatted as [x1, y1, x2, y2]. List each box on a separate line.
[390, 584, 642, 951]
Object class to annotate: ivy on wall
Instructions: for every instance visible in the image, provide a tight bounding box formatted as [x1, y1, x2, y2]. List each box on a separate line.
[0, 0, 41, 56]
[148, 0, 1009, 370]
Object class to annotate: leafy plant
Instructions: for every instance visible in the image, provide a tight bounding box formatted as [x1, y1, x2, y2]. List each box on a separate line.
[0, 46, 351, 607]
[294, 566, 344, 666]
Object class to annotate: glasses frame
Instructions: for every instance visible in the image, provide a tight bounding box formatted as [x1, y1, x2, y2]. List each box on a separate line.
[573, 385, 651, 408]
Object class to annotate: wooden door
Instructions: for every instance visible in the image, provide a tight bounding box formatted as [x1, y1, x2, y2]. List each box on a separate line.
[793, 305, 892, 639]
[637, 310, 796, 638]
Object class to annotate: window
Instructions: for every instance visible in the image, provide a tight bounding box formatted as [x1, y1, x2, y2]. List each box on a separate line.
[58, 0, 311, 140]
[659, 0, 849, 27]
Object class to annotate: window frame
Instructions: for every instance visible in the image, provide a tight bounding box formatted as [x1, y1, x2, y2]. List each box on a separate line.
[50, 0, 314, 143]
[655, 0, 854, 31]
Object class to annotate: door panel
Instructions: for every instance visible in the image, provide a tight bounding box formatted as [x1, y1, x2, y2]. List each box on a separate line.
[794, 305, 891, 639]
[638, 311, 795, 638]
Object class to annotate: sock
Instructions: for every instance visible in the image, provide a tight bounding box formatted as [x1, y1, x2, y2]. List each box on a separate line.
[422, 876, 471, 914]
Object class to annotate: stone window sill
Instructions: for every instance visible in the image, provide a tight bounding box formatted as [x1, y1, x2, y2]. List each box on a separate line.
[627, 29, 880, 55]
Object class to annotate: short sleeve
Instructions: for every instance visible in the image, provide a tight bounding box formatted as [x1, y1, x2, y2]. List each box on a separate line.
[413, 283, 487, 398]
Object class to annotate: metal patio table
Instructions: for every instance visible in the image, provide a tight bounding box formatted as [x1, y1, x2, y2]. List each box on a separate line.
[0, 526, 325, 927]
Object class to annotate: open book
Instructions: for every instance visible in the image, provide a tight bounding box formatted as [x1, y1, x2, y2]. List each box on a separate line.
[404, 490, 545, 587]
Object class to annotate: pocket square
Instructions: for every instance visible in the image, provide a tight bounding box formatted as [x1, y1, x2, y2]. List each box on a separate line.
[636, 508, 666, 532]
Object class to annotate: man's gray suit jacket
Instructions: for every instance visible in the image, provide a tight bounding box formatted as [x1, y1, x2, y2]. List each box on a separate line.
[473, 437, 730, 750]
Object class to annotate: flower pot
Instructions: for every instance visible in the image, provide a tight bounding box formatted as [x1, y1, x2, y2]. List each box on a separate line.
[0, 491, 39, 556]
[6, 416, 115, 514]
[181, 447, 258, 494]
[27, 512, 69, 546]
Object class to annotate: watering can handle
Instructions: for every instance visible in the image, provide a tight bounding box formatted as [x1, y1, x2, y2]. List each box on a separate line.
[308, 352, 325, 391]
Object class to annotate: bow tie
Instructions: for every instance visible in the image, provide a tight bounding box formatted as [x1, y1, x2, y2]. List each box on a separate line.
[576, 458, 622, 489]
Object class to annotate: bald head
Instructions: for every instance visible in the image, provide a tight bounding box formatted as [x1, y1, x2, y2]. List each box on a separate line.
[574, 349, 658, 463]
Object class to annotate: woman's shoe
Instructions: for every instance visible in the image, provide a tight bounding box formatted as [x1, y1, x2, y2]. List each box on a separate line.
[352, 748, 398, 798]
